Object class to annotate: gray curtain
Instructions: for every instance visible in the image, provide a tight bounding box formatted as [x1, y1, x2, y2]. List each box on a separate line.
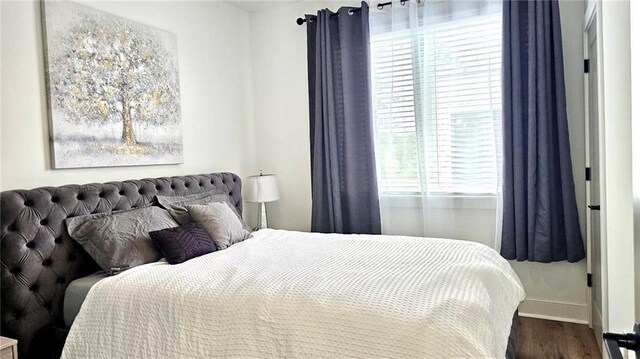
[501, 0, 585, 262]
[305, 2, 381, 234]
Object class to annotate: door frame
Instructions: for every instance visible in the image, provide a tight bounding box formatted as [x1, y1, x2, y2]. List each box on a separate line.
[583, 0, 607, 351]
[583, 4, 593, 329]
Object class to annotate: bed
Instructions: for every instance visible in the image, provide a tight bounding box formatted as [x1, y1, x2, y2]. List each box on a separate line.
[0, 173, 524, 359]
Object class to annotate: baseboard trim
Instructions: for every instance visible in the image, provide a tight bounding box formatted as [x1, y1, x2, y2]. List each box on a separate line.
[518, 298, 589, 324]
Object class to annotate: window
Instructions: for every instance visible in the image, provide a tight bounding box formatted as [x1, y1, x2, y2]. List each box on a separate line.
[371, 8, 502, 195]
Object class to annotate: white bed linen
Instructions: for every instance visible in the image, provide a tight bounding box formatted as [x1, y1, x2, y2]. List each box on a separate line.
[62, 229, 525, 359]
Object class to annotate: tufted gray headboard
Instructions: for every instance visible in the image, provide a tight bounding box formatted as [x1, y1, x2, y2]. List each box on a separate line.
[0, 173, 243, 358]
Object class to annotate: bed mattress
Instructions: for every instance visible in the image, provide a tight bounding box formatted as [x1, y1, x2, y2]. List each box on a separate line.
[63, 229, 525, 358]
[63, 271, 109, 328]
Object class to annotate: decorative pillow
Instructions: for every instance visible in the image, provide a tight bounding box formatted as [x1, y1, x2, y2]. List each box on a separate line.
[186, 202, 252, 250]
[149, 222, 217, 264]
[66, 206, 178, 271]
[157, 188, 252, 232]
[157, 188, 232, 222]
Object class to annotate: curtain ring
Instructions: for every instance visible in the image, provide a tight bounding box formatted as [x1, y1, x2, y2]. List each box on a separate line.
[348, 8, 354, 15]
[377, 3, 384, 10]
[400, 0, 407, 5]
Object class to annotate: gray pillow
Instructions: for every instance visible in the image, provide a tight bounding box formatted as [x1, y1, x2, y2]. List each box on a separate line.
[157, 188, 252, 232]
[186, 202, 252, 250]
[157, 188, 230, 224]
[66, 206, 178, 271]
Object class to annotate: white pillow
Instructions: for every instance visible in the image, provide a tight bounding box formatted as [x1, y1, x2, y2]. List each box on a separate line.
[186, 202, 252, 249]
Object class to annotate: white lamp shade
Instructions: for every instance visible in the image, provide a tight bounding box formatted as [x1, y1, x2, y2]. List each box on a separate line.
[244, 174, 279, 203]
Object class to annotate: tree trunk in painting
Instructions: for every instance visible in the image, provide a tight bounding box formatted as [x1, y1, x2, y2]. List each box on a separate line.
[121, 91, 136, 145]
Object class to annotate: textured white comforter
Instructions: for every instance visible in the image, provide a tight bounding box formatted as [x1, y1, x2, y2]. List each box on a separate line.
[62, 229, 525, 359]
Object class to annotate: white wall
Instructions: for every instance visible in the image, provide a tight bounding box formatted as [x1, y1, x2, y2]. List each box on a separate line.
[0, 1, 4, 185]
[632, 0, 640, 325]
[599, 0, 635, 337]
[0, 1, 257, 192]
[250, 0, 590, 323]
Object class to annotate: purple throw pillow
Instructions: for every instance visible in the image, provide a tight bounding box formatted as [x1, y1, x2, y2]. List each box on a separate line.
[149, 222, 217, 264]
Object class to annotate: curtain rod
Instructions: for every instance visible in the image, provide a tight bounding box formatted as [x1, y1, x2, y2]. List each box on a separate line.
[296, 0, 407, 26]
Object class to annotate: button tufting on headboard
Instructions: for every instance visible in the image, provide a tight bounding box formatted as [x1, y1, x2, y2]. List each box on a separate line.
[0, 172, 242, 359]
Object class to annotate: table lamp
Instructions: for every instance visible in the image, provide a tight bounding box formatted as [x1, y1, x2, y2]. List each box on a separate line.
[244, 173, 279, 229]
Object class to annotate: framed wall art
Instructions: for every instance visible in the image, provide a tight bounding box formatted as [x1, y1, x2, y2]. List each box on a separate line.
[42, 1, 183, 168]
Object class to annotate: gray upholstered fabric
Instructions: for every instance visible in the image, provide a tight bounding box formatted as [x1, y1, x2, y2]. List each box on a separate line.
[0, 173, 242, 359]
[501, 0, 585, 262]
[305, 2, 381, 234]
[187, 202, 251, 249]
[66, 206, 178, 271]
[157, 188, 229, 224]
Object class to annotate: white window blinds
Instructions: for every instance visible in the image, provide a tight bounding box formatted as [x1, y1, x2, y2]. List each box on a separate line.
[371, 6, 502, 195]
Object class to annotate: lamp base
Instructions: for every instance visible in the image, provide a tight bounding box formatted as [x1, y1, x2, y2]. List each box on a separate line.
[257, 202, 268, 230]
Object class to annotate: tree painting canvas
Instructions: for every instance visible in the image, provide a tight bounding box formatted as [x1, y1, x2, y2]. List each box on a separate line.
[42, 2, 183, 168]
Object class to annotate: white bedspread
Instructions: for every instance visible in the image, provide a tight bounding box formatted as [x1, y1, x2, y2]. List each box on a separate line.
[62, 229, 525, 359]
